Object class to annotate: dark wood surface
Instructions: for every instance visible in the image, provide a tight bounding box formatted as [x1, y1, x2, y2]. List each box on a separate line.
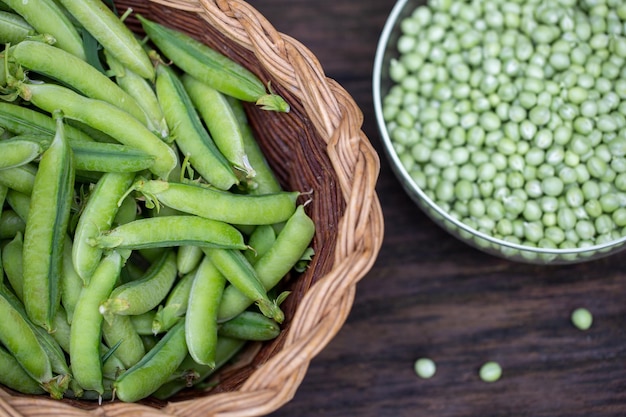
[251, 1, 626, 416]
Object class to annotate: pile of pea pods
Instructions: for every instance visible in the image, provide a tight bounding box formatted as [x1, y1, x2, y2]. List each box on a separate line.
[0, 0, 315, 403]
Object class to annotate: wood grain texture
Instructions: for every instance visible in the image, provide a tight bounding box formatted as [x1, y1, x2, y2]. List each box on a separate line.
[253, 1, 626, 416]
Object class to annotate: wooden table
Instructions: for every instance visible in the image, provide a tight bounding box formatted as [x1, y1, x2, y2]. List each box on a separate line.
[251, 1, 626, 416]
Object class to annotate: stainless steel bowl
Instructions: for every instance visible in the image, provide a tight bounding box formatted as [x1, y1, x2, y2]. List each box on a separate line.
[373, 0, 626, 264]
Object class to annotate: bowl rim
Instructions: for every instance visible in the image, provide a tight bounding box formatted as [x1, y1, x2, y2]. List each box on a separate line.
[372, 0, 626, 258]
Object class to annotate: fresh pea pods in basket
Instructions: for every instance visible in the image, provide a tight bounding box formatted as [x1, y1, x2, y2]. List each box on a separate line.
[0, 0, 384, 415]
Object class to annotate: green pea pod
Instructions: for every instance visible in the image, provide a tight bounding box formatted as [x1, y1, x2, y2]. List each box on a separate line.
[204, 247, 284, 324]
[100, 250, 177, 317]
[186, 256, 225, 367]
[0, 102, 93, 143]
[5, 188, 29, 220]
[0, 287, 52, 385]
[12, 189, 84, 323]
[0, 284, 73, 398]
[56, 0, 154, 80]
[0, 163, 36, 195]
[2, 231, 23, 300]
[133, 179, 298, 225]
[138, 14, 288, 112]
[152, 267, 197, 334]
[0, 344, 45, 395]
[176, 244, 203, 276]
[244, 224, 277, 265]
[60, 234, 83, 324]
[1, 0, 85, 60]
[151, 336, 245, 400]
[0, 10, 36, 44]
[0, 182, 6, 206]
[226, 96, 283, 195]
[218, 311, 281, 341]
[0, 209, 24, 239]
[114, 194, 139, 226]
[11, 41, 150, 126]
[182, 74, 254, 177]
[51, 308, 71, 353]
[73, 172, 136, 284]
[102, 314, 146, 369]
[114, 319, 188, 403]
[130, 310, 156, 336]
[70, 251, 123, 395]
[0, 138, 42, 170]
[16, 82, 178, 179]
[104, 49, 169, 140]
[29, 321, 72, 398]
[89, 215, 247, 251]
[22, 114, 74, 332]
[218, 205, 315, 322]
[155, 64, 238, 190]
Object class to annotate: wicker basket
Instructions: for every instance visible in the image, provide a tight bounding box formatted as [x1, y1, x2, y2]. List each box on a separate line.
[0, 0, 384, 416]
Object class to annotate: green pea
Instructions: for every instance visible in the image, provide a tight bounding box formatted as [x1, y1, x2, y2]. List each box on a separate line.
[571, 307, 593, 330]
[479, 361, 502, 382]
[414, 357, 437, 379]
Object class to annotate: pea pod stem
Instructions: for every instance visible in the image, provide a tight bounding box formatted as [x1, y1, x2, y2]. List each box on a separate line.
[138, 15, 289, 112]
[21, 113, 74, 331]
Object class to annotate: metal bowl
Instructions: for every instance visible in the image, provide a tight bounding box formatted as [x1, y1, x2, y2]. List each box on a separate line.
[373, 0, 626, 264]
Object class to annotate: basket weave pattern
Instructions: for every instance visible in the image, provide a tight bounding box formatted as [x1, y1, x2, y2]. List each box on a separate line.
[0, 1, 384, 416]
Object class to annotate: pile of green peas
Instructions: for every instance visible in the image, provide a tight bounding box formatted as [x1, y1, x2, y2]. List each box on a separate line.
[382, 0, 626, 253]
[0, 0, 314, 404]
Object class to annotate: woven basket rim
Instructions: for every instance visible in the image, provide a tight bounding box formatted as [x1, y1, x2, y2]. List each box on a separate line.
[0, 1, 385, 416]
